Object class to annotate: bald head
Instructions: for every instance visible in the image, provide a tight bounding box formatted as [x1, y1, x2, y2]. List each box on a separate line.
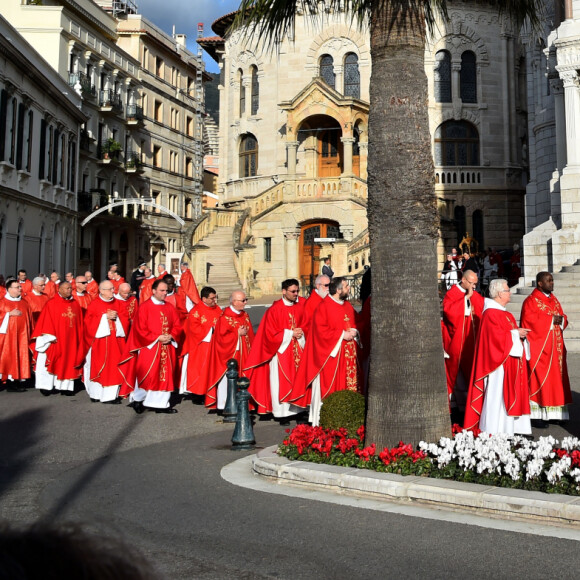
[230, 290, 247, 310]
[118, 283, 131, 300]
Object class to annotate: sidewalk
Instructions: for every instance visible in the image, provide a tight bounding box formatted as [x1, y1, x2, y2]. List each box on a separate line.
[247, 351, 580, 527]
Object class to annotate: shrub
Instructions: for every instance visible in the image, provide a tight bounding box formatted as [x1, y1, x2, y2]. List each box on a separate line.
[319, 390, 366, 435]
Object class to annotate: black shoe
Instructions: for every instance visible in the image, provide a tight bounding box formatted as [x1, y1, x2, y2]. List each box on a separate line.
[40, 389, 52, 397]
[532, 419, 549, 428]
[131, 401, 145, 414]
[279, 419, 291, 426]
[103, 398, 122, 405]
[90, 398, 99, 403]
[60, 390, 75, 396]
[6, 385, 27, 393]
[154, 407, 178, 414]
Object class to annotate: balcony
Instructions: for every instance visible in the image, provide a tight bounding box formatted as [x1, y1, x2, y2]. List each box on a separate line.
[434, 166, 524, 189]
[99, 89, 124, 115]
[97, 139, 123, 165]
[124, 150, 142, 174]
[68, 72, 96, 98]
[126, 104, 144, 126]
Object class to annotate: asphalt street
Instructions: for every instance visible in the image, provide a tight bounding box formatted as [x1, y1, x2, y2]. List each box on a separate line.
[2, 367, 580, 579]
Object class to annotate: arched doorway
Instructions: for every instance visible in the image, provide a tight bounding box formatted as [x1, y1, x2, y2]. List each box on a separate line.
[298, 115, 343, 178]
[299, 220, 341, 286]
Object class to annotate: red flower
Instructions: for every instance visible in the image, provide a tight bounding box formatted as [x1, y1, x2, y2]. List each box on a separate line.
[356, 425, 365, 440]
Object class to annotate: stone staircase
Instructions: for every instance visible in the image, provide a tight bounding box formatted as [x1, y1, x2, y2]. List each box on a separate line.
[507, 262, 580, 352]
[199, 226, 242, 300]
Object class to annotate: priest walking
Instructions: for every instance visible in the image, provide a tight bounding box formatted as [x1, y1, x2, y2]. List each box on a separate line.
[464, 278, 531, 435]
[520, 271, 572, 425]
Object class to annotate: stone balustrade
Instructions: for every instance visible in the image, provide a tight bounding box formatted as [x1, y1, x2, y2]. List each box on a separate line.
[434, 166, 521, 188]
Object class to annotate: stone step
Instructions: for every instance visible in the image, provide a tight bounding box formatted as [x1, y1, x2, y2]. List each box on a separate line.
[560, 264, 580, 273]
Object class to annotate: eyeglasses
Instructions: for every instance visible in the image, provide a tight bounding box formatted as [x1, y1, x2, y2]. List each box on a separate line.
[235, 298, 248, 302]
[77, 281, 87, 284]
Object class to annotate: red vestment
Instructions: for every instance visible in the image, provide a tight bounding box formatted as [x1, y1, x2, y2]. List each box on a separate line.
[245, 298, 307, 414]
[31, 294, 85, 380]
[23, 292, 49, 330]
[178, 269, 200, 306]
[72, 291, 93, 313]
[156, 270, 168, 280]
[111, 277, 125, 293]
[520, 289, 572, 408]
[441, 285, 484, 397]
[84, 297, 129, 388]
[293, 297, 360, 408]
[139, 277, 156, 303]
[206, 306, 254, 409]
[180, 301, 222, 395]
[464, 307, 529, 431]
[164, 290, 188, 324]
[86, 279, 99, 299]
[0, 297, 32, 381]
[44, 280, 59, 299]
[0, 287, 5, 299]
[119, 298, 183, 395]
[303, 290, 323, 335]
[19, 279, 32, 295]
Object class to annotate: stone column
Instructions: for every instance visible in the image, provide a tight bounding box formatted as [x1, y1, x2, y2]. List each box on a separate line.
[561, 70, 580, 171]
[451, 62, 461, 102]
[283, 229, 300, 279]
[341, 137, 355, 176]
[551, 77, 567, 172]
[286, 141, 299, 175]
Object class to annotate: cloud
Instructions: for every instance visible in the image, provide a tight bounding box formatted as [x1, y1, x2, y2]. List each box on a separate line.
[138, 0, 240, 72]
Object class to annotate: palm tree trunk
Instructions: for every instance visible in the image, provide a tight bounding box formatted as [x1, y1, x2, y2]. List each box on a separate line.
[365, 2, 450, 448]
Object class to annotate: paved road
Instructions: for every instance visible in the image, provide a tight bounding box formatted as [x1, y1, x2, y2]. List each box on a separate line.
[2, 373, 580, 579]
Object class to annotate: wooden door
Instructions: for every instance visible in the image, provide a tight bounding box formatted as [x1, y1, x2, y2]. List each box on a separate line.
[318, 130, 342, 177]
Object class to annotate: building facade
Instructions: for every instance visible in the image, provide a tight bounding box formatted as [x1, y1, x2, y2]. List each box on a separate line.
[195, 2, 529, 297]
[0, 15, 86, 278]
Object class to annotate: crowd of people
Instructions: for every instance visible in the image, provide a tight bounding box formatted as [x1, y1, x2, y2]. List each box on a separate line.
[442, 268, 571, 435]
[0, 263, 369, 426]
[441, 244, 522, 292]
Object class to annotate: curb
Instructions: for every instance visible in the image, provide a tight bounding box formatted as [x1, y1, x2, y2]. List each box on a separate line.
[253, 445, 580, 525]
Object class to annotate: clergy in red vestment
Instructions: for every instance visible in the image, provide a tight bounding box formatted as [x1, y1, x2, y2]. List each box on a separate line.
[44, 272, 61, 299]
[120, 279, 183, 413]
[115, 283, 139, 327]
[16, 270, 32, 296]
[303, 275, 330, 331]
[162, 275, 188, 324]
[83, 281, 129, 403]
[23, 277, 49, 330]
[441, 270, 484, 420]
[179, 286, 222, 396]
[245, 279, 307, 419]
[206, 290, 254, 409]
[293, 277, 360, 426]
[464, 278, 531, 435]
[31, 281, 85, 395]
[0, 280, 32, 390]
[108, 271, 125, 293]
[156, 264, 168, 280]
[85, 271, 99, 299]
[72, 276, 93, 312]
[138, 267, 156, 303]
[520, 271, 572, 424]
[65, 272, 76, 292]
[178, 262, 200, 309]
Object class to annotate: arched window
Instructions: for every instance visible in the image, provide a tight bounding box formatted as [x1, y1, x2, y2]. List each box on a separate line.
[344, 53, 360, 98]
[473, 210, 484, 249]
[239, 134, 258, 177]
[434, 50, 452, 103]
[353, 125, 361, 176]
[460, 51, 477, 103]
[250, 66, 259, 115]
[454, 206, 466, 247]
[434, 121, 479, 166]
[319, 55, 335, 89]
[238, 69, 245, 117]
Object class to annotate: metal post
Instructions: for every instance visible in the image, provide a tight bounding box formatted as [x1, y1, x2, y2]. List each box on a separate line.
[231, 377, 255, 450]
[222, 358, 239, 423]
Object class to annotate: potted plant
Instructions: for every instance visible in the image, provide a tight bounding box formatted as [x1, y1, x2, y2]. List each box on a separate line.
[102, 138, 122, 160]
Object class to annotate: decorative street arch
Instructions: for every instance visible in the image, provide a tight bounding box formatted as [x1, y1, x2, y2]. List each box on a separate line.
[80, 198, 185, 227]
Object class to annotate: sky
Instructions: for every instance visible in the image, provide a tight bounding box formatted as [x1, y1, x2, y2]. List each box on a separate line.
[137, 0, 241, 73]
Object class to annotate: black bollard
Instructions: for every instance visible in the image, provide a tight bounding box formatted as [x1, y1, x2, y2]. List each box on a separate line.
[231, 377, 255, 450]
[222, 359, 239, 424]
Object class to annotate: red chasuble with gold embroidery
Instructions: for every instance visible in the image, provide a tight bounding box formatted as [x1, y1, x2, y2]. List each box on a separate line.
[205, 306, 254, 409]
[181, 301, 222, 395]
[464, 308, 529, 431]
[31, 295, 85, 380]
[0, 298, 32, 381]
[441, 284, 484, 397]
[520, 289, 572, 408]
[245, 299, 306, 414]
[119, 298, 182, 394]
[72, 291, 93, 313]
[293, 297, 359, 407]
